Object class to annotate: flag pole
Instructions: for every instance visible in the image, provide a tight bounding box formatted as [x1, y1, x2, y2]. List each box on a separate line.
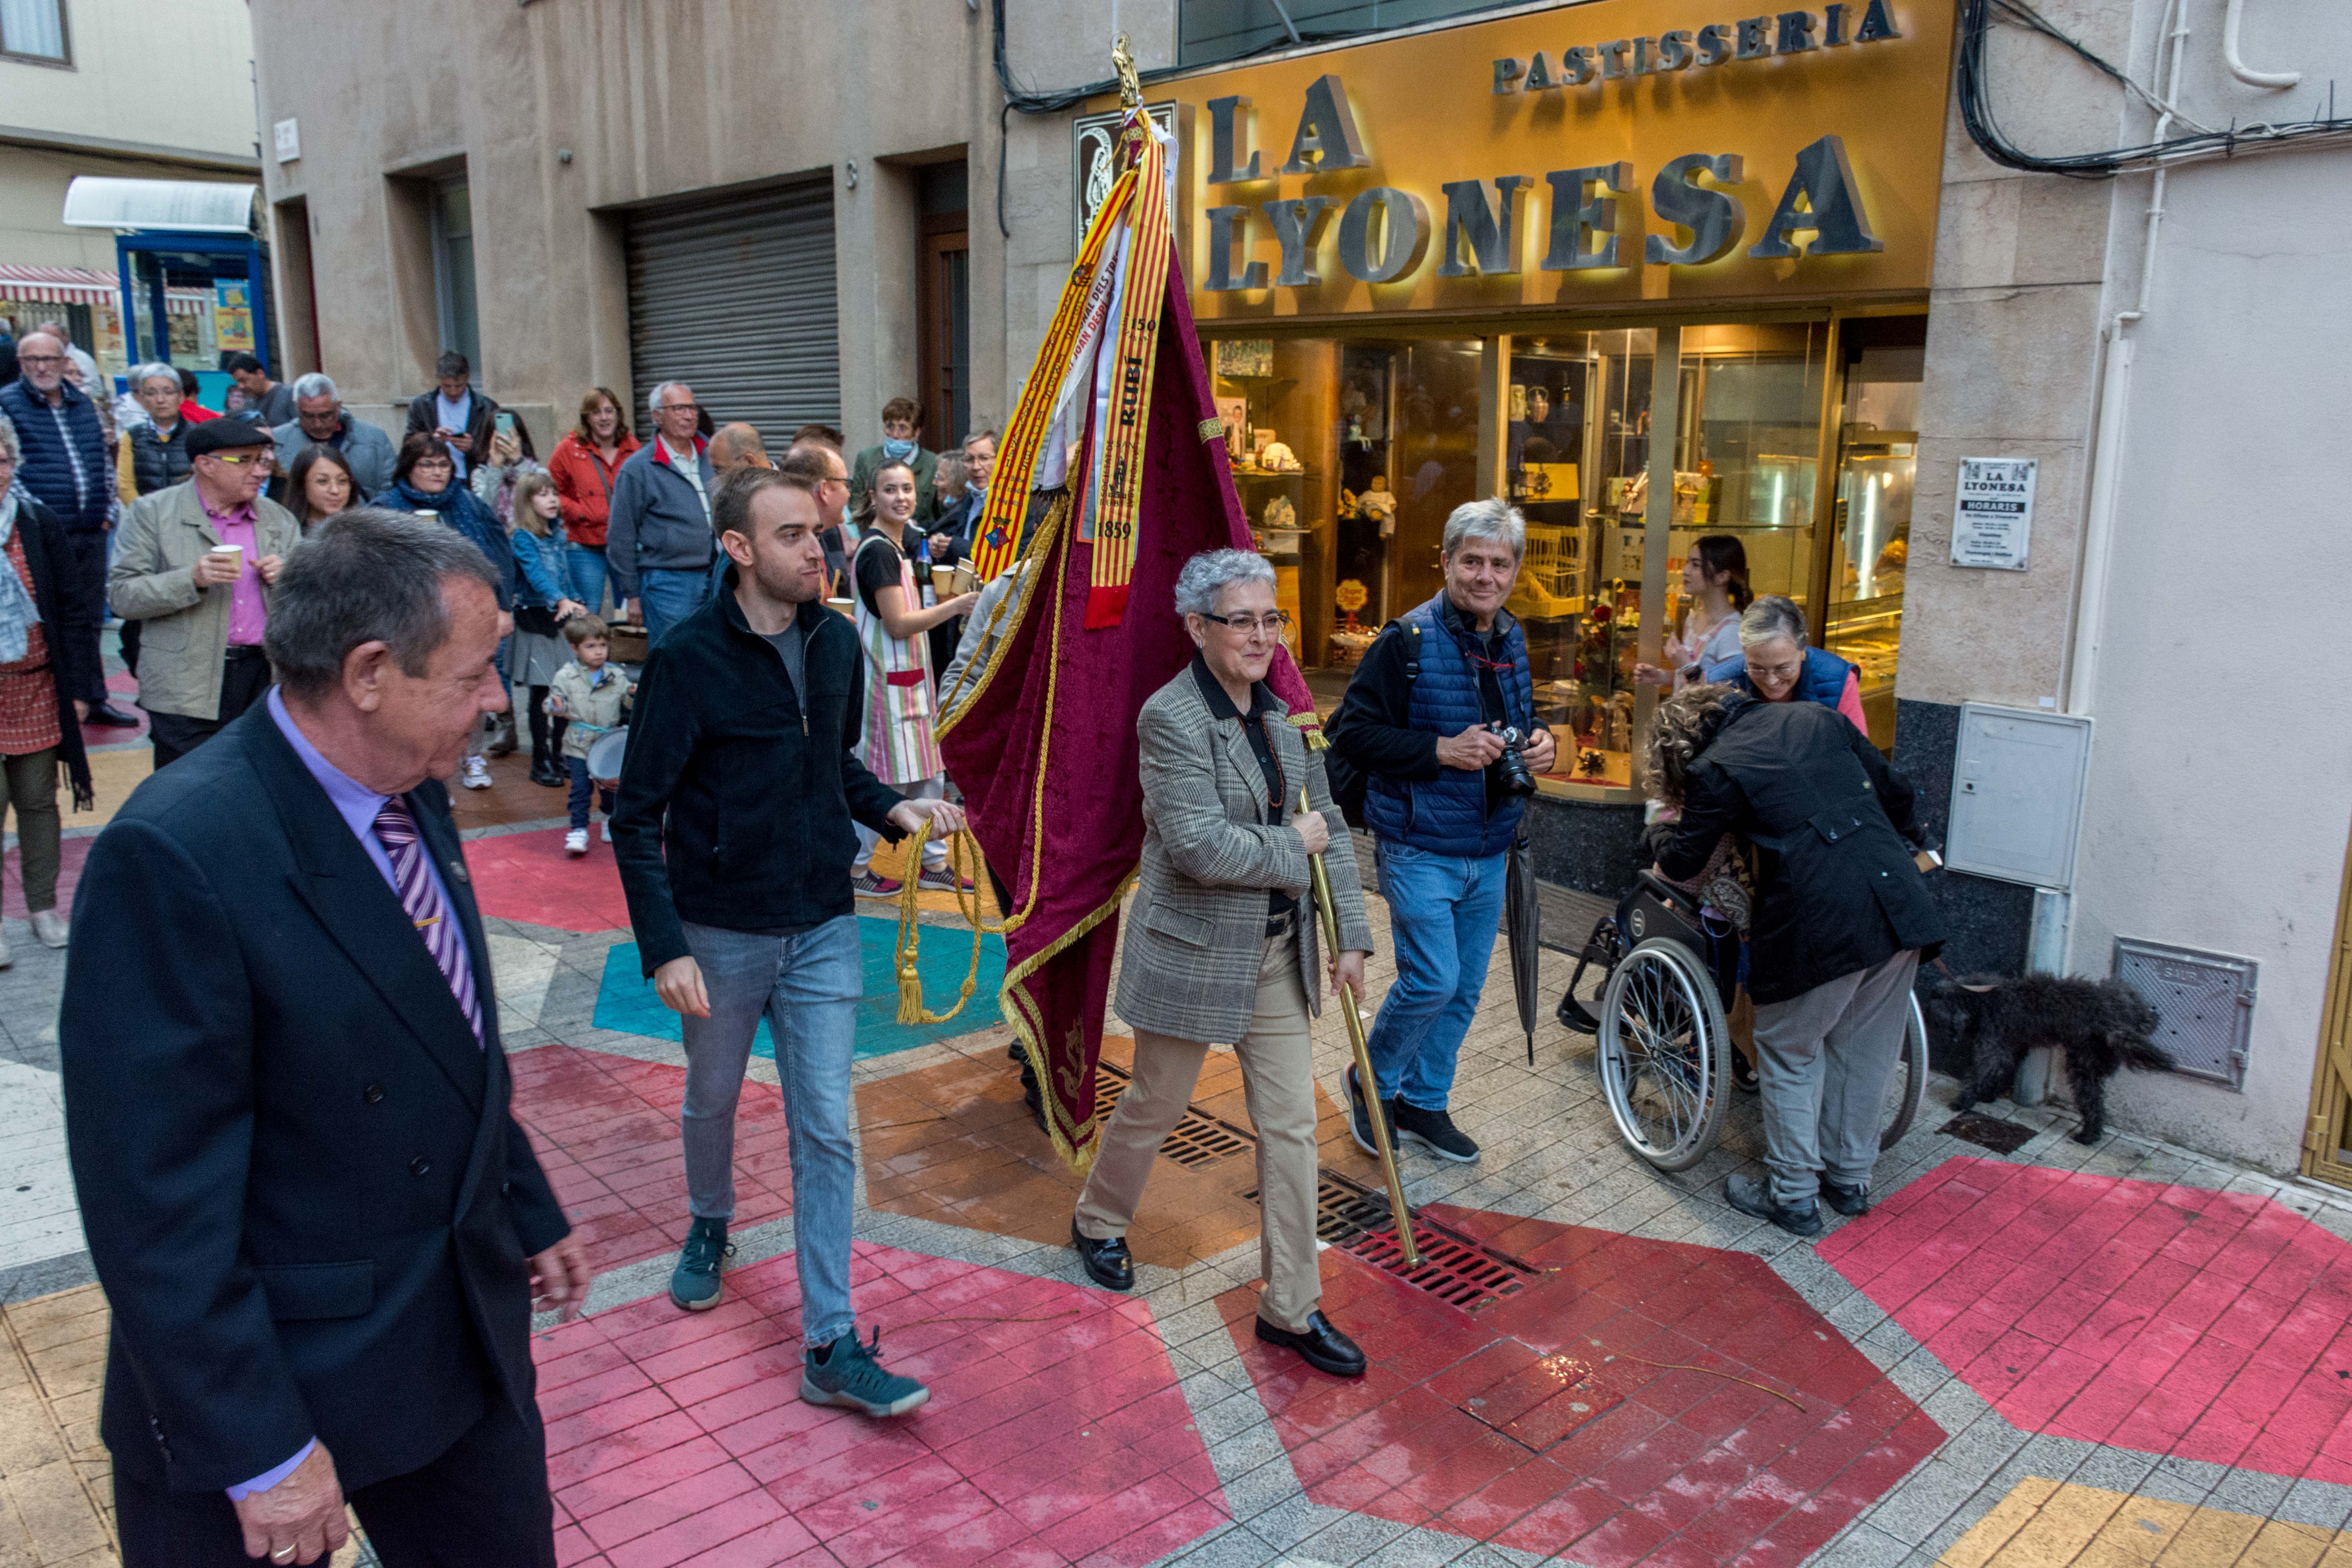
[1301, 787, 1420, 1269]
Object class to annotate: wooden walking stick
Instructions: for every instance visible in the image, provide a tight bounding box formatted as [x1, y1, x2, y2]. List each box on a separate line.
[1301, 788, 1419, 1269]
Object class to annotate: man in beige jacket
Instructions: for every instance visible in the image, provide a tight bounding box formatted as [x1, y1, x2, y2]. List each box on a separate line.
[109, 421, 301, 768]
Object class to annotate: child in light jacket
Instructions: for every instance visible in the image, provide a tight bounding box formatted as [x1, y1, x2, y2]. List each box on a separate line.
[546, 615, 633, 855]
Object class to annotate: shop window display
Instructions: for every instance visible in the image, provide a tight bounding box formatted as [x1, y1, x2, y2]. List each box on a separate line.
[1202, 319, 1880, 787]
[1822, 316, 1926, 749]
[1210, 336, 1478, 706]
[1510, 323, 1829, 789]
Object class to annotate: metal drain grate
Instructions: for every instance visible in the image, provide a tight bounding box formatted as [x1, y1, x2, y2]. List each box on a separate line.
[1247, 1170, 1542, 1314]
[1094, 1062, 1256, 1167]
[1939, 1112, 2038, 1154]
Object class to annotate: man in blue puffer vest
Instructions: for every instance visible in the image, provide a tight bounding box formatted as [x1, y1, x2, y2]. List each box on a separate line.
[1330, 500, 1555, 1163]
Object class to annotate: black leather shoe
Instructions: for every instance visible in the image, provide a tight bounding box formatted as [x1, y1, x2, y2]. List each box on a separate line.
[1256, 1311, 1366, 1377]
[1821, 1180, 1871, 1217]
[83, 702, 139, 728]
[1071, 1221, 1133, 1291]
[530, 757, 566, 788]
[1725, 1173, 1824, 1238]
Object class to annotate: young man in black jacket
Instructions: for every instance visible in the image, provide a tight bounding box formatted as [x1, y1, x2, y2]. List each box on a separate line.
[611, 465, 963, 1416]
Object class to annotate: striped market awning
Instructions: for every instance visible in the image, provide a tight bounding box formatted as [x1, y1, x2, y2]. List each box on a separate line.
[0, 264, 117, 307]
[0, 265, 214, 317]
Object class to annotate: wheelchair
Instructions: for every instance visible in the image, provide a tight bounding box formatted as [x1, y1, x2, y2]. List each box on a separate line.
[1557, 871, 1929, 1173]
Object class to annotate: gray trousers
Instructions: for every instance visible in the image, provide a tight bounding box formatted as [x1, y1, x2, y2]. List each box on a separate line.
[1751, 949, 1919, 1205]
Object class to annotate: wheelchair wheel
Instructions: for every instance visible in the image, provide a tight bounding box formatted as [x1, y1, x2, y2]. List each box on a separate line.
[1880, 993, 1930, 1150]
[1599, 938, 1732, 1172]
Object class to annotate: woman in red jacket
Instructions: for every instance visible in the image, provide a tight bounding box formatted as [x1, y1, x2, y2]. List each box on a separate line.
[546, 387, 639, 616]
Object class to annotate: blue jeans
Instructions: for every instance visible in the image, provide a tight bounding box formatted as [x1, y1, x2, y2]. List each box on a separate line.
[679, 915, 862, 1349]
[565, 544, 609, 616]
[1365, 841, 1508, 1111]
[636, 566, 709, 644]
[565, 758, 612, 831]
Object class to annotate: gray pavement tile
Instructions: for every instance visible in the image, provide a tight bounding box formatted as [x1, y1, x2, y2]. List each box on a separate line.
[1864, 1460, 1984, 1546]
[1292, 1509, 1424, 1566]
[2278, 1477, 2352, 1532]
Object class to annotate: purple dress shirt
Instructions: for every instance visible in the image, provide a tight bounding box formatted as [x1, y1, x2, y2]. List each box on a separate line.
[201, 498, 269, 647]
[232, 690, 469, 1500]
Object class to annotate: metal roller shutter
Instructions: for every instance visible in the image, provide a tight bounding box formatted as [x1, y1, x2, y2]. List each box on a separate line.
[625, 177, 838, 443]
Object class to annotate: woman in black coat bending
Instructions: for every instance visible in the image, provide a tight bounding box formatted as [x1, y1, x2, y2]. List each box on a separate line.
[1649, 683, 1942, 1237]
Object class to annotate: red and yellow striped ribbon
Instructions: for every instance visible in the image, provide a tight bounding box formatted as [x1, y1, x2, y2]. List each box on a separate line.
[1083, 127, 1172, 629]
[966, 163, 1138, 584]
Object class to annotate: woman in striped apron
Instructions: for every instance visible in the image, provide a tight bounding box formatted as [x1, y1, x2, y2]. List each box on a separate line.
[849, 459, 979, 897]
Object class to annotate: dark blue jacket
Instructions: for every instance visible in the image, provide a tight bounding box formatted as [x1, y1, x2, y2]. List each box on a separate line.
[1356, 593, 1535, 858]
[380, 480, 517, 610]
[60, 704, 568, 1493]
[1730, 645, 1854, 711]
[0, 377, 111, 530]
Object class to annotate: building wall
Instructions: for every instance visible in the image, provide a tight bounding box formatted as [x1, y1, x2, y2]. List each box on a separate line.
[0, 0, 256, 163]
[250, 0, 1152, 453]
[2063, 1, 2352, 1171]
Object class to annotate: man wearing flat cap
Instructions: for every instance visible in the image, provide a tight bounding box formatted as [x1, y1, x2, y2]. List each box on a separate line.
[110, 419, 302, 767]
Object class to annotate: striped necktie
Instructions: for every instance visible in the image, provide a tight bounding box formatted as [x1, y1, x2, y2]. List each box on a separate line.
[371, 798, 483, 1046]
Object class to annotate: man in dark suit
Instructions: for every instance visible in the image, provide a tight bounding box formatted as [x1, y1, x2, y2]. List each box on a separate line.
[61, 508, 591, 1567]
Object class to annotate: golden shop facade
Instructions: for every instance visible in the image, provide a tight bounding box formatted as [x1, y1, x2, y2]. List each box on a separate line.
[1081, 0, 1954, 807]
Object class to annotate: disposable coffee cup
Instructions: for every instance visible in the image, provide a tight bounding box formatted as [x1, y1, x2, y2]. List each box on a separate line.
[950, 565, 977, 596]
[931, 566, 954, 597]
[209, 543, 242, 576]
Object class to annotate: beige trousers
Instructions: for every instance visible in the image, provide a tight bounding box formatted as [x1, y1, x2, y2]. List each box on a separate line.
[1076, 933, 1321, 1332]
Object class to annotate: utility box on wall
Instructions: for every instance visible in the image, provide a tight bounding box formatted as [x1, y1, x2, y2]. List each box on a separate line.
[1944, 704, 2094, 888]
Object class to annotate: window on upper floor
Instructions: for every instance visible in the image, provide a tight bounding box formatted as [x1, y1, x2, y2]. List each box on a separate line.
[0, 0, 69, 65]
[1178, 0, 1503, 67]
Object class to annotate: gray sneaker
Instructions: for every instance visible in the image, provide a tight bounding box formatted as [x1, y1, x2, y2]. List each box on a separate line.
[668, 1216, 733, 1311]
[801, 1328, 931, 1417]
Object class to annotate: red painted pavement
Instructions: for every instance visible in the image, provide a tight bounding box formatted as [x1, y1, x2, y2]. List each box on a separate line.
[1818, 1156, 2352, 1484]
[1218, 1203, 1940, 1566]
[513, 1046, 793, 1278]
[471, 827, 635, 933]
[2, 834, 90, 919]
[532, 1242, 1226, 1568]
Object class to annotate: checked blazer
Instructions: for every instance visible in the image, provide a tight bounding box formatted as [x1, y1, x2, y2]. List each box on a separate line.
[1114, 662, 1375, 1046]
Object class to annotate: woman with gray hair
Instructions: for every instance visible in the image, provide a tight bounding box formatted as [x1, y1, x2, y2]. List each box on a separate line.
[0, 417, 96, 961]
[123, 362, 196, 497]
[1069, 548, 1376, 1377]
[1726, 593, 1868, 733]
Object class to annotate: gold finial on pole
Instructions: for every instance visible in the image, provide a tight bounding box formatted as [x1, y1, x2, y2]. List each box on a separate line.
[1112, 33, 1141, 110]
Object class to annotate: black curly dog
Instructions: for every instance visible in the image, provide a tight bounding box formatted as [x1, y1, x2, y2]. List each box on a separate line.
[1930, 973, 2172, 1145]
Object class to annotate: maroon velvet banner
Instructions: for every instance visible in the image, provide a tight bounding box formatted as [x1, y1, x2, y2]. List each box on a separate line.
[942, 265, 1312, 1169]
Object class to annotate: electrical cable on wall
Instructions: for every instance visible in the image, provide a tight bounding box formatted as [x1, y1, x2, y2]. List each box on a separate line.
[1960, 0, 2348, 176]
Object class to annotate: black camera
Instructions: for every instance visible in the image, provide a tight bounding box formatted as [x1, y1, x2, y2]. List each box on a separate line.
[1488, 722, 1538, 797]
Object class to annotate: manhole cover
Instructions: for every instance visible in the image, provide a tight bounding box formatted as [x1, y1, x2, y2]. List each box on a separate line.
[1939, 1112, 2038, 1154]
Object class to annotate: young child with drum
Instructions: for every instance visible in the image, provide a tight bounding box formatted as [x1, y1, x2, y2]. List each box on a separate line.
[546, 615, 634, 855]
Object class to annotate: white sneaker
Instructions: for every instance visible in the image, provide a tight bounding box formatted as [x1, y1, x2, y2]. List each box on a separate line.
[600, 820, 615, 842]
[564, 829, 588, 856]
[28, 909, 67, 948]
[0, 929, 12, 968]
[462, 757, 492, 790]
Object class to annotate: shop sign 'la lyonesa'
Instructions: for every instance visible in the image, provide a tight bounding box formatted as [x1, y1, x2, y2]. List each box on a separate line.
[1101, 0, 1956, 322]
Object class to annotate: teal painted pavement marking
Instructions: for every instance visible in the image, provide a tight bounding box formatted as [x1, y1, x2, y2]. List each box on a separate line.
[592, 915, 1006, 1058]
